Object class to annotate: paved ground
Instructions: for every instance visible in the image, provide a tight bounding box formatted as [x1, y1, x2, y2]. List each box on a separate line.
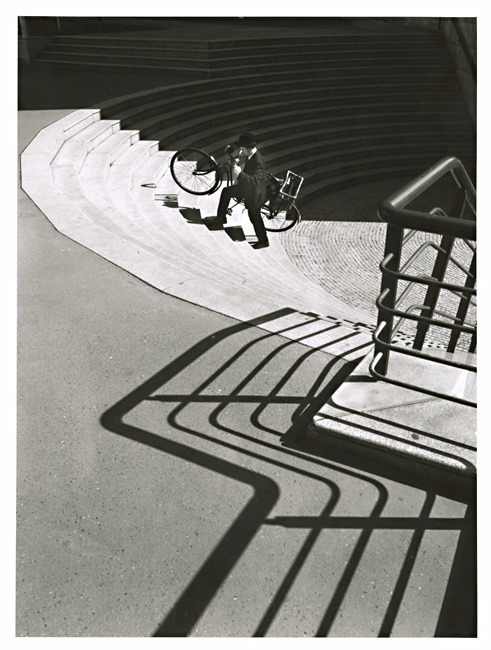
[282, 180, 402, 322]
[16, 110, 477, 638]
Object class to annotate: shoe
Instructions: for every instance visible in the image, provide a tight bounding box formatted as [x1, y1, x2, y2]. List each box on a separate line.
[252, 240, 269, 249]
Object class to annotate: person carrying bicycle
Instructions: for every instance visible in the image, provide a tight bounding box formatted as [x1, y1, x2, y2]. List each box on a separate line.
[214, 133, 270, 250]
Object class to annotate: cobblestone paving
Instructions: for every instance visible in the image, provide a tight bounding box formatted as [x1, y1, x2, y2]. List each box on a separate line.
[280, 179, 404, 323]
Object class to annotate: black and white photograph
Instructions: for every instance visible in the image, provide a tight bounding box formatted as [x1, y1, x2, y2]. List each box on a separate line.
[9, 1, 485, 641]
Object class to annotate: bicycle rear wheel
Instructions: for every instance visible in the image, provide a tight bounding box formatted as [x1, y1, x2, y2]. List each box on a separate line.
[260, 203, 300, 232]
[170, 148, 221, 195]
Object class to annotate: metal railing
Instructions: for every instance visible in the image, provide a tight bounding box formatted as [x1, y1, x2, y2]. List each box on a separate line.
[371, 156, 476, 407]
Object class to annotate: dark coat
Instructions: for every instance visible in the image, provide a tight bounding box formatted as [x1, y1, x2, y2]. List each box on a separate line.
[236, 151, 267, 209]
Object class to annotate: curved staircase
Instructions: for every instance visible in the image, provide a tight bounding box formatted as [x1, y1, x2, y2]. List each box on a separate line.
[86, 21, 475, 204]
[21, 109, 379, 362]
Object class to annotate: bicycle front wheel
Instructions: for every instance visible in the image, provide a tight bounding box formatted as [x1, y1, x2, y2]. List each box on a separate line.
[260, 203, 300, 232]
[170, 148, 221, 195]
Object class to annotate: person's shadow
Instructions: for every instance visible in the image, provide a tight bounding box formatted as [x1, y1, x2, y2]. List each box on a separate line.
[180, 207, 246, 241]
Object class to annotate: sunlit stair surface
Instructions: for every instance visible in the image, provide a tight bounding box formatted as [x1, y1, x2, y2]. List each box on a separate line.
[20, 109, 376, 364]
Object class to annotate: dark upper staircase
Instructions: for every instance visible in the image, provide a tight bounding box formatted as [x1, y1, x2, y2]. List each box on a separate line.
[30, 18, 475, 205]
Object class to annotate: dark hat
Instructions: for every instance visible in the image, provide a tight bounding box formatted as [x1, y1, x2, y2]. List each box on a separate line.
[235, 133, 259, 147]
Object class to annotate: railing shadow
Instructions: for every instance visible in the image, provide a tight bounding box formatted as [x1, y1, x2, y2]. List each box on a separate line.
[100, 306, 476, 637]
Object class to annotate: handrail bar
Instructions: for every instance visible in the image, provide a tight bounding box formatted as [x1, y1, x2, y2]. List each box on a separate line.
[376, 289, 476, 334]
[399, 241, 446, 273]
[373, 324, 477, 373]
[380, 256, 476, 295]
[378, 157, 476, 239]
[381, 157, 476, 210]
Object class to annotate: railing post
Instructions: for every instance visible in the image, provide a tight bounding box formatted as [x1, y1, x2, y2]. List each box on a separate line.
[374, 223, 404, 376]
[413, 186, 466, 350]
[447, 251, 476, 353]
[413, 234, 454, 350]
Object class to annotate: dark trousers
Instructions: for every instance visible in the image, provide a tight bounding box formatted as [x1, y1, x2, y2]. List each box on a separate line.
[217, 185, 268, 243]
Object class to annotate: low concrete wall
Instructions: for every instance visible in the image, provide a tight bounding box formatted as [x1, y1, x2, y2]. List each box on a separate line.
[442, 18, 476, 124]
[18, 36, 52, 64]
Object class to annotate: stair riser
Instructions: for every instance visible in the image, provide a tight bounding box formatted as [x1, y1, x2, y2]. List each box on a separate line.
[52, 35, 210, 49]
[196, 126, 475, 157]
[38, 52, 211, 69]
[100, 76, 459, 117]
[130, 95, 466, 134]
[293, 152, 476, 190]
[47, 44, 212, 60]
[43, 45, 449, 67]
[36, 51, 453, 78]
[51, 33, 441, 49]
[47, 41, 446, 59]
[30, 60, 207, 77]
[262, 143, 476, 175]
[208, 40, 446, 54]
[297, 160, 476, 204]
[209, 33, 443, 48]
[209, 52, 450, 69]
[261, 141, 476, 172]
[147, 106, 470, 146]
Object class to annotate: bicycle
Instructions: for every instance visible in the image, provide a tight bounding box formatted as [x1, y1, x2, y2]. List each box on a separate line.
[169, 146, 303, 232]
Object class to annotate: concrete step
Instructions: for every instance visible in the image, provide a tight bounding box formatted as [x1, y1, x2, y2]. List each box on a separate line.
[21, 108, 102, 161]
[77, 129, 141, 183]
[50, 119, 121, 171]
[311, 344, 477, 475]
